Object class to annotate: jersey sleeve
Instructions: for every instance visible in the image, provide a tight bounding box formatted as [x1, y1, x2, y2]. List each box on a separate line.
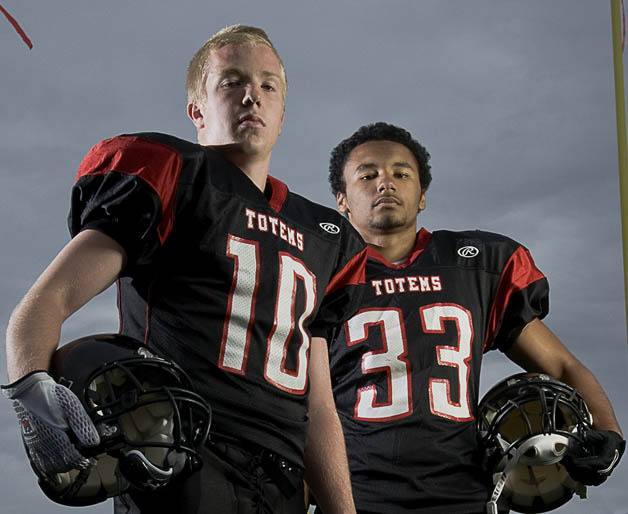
[68, 135, 184, 271]
[309, 220, 367, 340]
[484, 244, 549, 352]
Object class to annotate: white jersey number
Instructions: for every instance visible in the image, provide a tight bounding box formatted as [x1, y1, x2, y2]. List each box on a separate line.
[346, 308, 412, 421]
[219, 236, 316, 394]
[347, 303, 474, 422]
[420, 304, 474, 421]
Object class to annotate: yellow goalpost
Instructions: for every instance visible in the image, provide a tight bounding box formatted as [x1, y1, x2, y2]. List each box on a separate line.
[610, 0, 628, 344]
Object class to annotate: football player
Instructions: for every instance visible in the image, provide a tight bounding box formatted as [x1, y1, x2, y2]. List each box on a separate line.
[326, 122, 624, 513]
[3, 25, 366, 514]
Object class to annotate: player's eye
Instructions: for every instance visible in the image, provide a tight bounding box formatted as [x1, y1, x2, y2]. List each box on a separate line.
[261, 83, 276, 92]
[221, 79, 242, 88]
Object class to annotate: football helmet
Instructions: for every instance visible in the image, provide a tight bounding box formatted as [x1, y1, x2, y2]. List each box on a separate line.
[477, 373, 592, 514]
[34, 333, 211, 506]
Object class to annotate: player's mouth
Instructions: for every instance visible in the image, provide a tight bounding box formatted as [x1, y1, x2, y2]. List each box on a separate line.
[373, 195, 401, 208]
[238, 114, 265, 128]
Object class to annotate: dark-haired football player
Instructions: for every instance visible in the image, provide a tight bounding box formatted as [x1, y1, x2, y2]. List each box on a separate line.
[4, 25, 365, 514]
[326, 122, 624, 513]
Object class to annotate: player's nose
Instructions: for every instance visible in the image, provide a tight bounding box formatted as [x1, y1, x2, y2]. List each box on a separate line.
[242, 84, 261, 106]
[377, 173, 397, 192]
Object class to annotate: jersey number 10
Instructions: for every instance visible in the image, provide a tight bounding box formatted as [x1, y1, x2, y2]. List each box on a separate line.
[218, 235, 316, 394]
[346, 305, 474, 422]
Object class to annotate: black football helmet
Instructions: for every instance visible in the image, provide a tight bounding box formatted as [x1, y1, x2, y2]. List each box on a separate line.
[35, 333, 211, 506]
[477, 373, 592, 514]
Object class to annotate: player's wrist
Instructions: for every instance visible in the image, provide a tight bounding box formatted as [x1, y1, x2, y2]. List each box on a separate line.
[1, 370, 51, 399]
[600, 428, 624, 440]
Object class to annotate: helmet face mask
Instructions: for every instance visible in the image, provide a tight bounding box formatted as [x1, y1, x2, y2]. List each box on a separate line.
[37, 334, 211, 506]
[478, 373, 592, 513]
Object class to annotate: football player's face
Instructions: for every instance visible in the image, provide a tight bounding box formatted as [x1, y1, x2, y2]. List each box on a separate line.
[190, 43, 285, 156]
[337, 140, 426, 237]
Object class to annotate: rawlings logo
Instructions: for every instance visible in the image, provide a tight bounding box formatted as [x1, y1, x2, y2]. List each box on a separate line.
[457, 246, 479, 258]
[319, 222, 340, 234]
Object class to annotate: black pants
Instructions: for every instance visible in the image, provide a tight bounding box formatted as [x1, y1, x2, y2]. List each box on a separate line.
[114, 441, 305, 514]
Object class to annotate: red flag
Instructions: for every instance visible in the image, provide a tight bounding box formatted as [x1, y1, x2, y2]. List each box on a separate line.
[0, 3, 32, 49]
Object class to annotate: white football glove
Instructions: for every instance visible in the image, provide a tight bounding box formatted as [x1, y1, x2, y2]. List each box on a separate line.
[2, 371, 100, 479]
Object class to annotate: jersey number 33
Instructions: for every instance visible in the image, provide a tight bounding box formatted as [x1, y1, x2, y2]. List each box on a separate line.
[346, 304, 474, 422]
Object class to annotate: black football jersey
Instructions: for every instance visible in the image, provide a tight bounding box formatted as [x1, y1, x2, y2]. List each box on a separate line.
[68, 132, 366, 466]
[329, 228, 549, 514]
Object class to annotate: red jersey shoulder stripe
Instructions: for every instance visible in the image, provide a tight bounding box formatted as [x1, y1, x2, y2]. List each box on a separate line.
[76, 135, 183, 245]
[483, 245, 545, 352]
[325, 247, 367, 296]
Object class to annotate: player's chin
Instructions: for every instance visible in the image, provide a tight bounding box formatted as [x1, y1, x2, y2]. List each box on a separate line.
[368, 214, 405, 231]
[238, 130, 274, 152]
[230, 136, 263, 155]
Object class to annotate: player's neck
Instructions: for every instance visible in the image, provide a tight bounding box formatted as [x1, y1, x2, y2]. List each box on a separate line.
[222, 150, 272, 192]
[365, 228, 418, 263]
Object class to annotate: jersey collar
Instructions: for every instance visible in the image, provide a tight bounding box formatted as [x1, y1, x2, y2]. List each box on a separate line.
[366, 228, 432, 269]
[265, 175, 288, 213]
[205, 146, 289, 213]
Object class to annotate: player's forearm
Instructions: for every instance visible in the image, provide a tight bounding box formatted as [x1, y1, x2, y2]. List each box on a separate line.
[508, 319, 622, 436]
[560, 361, 623, 436]
[6, 230, 126, 383]
[304, 403, 355, 514]
[6, 287, 66, 382]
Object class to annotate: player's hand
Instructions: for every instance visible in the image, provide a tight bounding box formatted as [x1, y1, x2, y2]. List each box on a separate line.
[2, 371, 100, 479]
[563, 429, 625, 486]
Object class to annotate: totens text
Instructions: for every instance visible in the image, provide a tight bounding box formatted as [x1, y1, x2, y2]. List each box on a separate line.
[371, 275, 442, 296]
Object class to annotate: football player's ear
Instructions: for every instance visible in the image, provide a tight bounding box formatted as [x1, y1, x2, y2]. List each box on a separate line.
[278, 108, 285, 135]
[418, 192, 426, 213]
[336, 192, 350, 217]
[187, 102, 205, 130]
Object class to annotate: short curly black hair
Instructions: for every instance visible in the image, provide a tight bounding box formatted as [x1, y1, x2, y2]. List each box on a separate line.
[328, 122, 432, 196]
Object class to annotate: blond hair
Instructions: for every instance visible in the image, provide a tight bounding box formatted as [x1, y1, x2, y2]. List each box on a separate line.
[186, 24, 287, 105]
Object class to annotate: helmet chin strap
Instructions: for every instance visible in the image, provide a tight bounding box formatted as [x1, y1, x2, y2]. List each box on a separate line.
[486, 434, 576, 514]
[119, 449, 173, 490]
[487, 457, 517, 514]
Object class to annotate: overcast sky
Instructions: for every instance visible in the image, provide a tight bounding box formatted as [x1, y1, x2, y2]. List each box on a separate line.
[1, 1, 627, 513]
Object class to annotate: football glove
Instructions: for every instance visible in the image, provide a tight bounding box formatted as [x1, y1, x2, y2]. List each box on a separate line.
[2, 371, 100, 479]
[563, 429, 625, 486]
